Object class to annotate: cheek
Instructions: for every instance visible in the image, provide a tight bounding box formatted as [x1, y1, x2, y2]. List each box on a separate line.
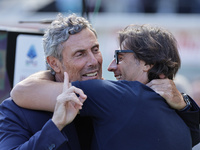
[65, 60, 86, 73]
[96, 54, 103, 64]
[65, 65, 82, 82]
[121, 63, 137, 79]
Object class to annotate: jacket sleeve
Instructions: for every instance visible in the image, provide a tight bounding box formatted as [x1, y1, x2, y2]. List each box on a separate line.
[177, 97, 200, 147]
[0, 99, 69, 150]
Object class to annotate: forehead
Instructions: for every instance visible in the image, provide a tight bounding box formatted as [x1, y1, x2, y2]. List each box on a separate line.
[62, 28, 98, 51]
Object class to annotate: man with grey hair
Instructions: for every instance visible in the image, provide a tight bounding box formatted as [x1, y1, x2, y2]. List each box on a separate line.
[0, 13, 102, 150]
[0, 14, 199, 150]
[43, 13, 102, 81]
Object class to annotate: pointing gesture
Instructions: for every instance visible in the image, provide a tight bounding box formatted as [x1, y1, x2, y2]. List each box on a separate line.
[52, 72, 87, 130]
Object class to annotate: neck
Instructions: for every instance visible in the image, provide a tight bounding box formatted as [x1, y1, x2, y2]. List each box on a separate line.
[55, 73, 64, 82]
[136, 74, 149, 85]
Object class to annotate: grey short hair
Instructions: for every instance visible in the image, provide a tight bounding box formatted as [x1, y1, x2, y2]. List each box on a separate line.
[43, 13, 97, 72]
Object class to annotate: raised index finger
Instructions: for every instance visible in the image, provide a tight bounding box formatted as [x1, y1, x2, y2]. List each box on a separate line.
[147, 78, 169, 87]
[63, 72, 70, 92]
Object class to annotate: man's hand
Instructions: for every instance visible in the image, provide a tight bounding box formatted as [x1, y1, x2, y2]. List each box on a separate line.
[52, 72, 87, 131]
[146, 79, 186, 110]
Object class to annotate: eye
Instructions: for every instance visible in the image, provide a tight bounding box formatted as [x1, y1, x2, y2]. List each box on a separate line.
[75, 51, 84, 57]
[93, 48, 99, 54]
[118, 54, 123, 62]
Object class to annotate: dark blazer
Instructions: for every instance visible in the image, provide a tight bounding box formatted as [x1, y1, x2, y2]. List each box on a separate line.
[177, 97, 200, 146]
[0, 92, 199, 149]
[0, 98, 81, 150]
[73, 80, 200, 149]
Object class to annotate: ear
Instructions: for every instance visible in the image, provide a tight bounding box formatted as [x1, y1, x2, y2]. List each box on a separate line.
[143, 63, 153, 72]
[46, 56, 62, 73]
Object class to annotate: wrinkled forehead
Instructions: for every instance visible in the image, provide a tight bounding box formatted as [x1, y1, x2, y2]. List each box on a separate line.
[62, 28, 99, 52]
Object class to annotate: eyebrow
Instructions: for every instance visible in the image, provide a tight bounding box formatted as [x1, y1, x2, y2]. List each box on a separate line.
[91, 43, 99, 49]
[73, 49, 86, 55]
[73, 43, 99, 54]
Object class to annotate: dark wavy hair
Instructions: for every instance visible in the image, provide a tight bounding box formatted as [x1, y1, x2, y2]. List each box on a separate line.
[118, 24, 180, 81]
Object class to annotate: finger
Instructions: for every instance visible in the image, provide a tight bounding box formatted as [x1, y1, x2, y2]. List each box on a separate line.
[67, 86, 87, 100]
[147, 78, 170, 87]
[146, 82, 152, 87]
[63, 72, 70, 92]
[74, 103, 83, 110]
[69, 99, 83, 109]
[79, 96, 87, 103]
[149, 84, 165, 90]
[69, 94, 83, 106]
[69, 100, 83, 110]
[72, 100, 83, 110]
[155, 91, 165, 97]
[59, 93, 83, 106]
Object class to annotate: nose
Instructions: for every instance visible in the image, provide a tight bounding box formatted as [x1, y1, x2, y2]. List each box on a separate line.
[87, 52, 98, 67]
[107, 59, 117, 72]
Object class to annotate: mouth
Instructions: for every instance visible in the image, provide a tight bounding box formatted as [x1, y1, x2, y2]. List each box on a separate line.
[115, 75, 122, 80]
[83, 72, 98, 77]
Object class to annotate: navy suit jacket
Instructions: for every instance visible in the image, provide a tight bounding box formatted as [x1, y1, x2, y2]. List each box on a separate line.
[0, 84, 199, 149]
[73, 80, 200, 149]
[177, 96, 200, 147]
[0, 98, 81, 150]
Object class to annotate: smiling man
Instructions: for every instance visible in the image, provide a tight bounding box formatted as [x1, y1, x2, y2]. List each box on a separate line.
[0, 13, 102, 150]
[9, 24, 200, 150]
[44, 17, 102, 82]
[1, 14, 199, 150]
[46, 27, 102, 82]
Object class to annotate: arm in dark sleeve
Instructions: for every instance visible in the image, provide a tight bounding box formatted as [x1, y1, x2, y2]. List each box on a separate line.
[0, 99, 68, 150]
[177, 97, 200, 147]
